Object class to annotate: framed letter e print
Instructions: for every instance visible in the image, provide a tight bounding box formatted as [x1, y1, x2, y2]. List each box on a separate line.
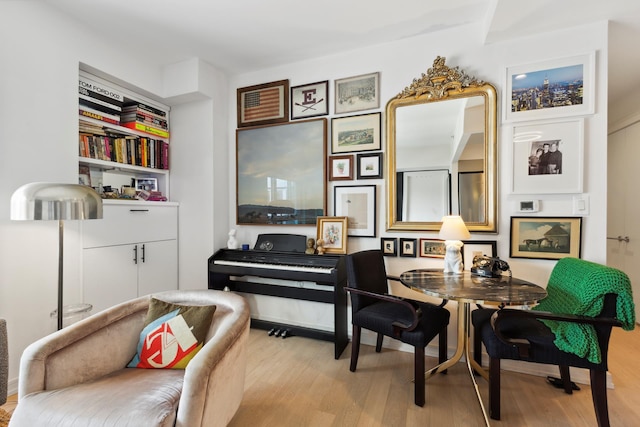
[291, 80, 328, 119]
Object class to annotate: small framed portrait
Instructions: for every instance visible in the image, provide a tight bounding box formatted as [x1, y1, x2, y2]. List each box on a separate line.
[399, 238, 417, 258]
[381, 237, 397, 257]
[328, 155, 354, 181]
[419, 239, 446, 258]
[291, 80, 329, 120]
[237, 79, 289, 128]
[316, 216, 348, 254]
[357, 152, 383, 179]
[335, 72, 380, 114]
[461, 240, 497, 270]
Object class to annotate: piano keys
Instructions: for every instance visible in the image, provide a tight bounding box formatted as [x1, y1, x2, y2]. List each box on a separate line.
[208, 248, 348, 359]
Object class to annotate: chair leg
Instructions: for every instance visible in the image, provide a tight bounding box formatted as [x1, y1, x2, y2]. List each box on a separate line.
[559, 365, 573, 395]
[473, 325, 482, 367]
[414, 346, 425, 407]
[590, 370, 610, 427]
[375, 333, 383, 353]
[439, 327, 448, 374]
[350, 325, 361, 372]
[489, 357, 501, 420]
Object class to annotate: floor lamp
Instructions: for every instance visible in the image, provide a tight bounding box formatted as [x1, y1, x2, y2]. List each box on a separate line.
[11, 183, 103, 330]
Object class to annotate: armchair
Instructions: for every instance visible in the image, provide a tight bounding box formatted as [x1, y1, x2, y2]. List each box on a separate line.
[345, 250, 450, 407]
[9, 290, 250, 427]
[473, 257, 635, 426]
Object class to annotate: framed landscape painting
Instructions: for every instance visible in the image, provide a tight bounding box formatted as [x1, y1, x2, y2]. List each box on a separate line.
[510, 216, 582, 260]
[331, 112, 381, 154]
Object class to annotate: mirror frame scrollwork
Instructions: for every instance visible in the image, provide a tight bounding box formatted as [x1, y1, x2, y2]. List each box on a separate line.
[385, 56, 498, 232]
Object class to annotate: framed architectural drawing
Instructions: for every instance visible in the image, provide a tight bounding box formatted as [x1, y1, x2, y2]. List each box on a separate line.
[335, 72, 380, 114]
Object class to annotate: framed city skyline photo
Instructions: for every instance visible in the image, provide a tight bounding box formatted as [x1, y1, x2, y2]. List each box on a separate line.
[291, 80, 329, 119]
[335, 72, 380, 114]
[504, 53, 594, 122]
[237, 79, 289, 128]
[236, 118, 327, 225]
[510, 216, 582, 260]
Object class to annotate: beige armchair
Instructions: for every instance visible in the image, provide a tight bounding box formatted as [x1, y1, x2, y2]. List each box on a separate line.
[9, 290, 250, 427]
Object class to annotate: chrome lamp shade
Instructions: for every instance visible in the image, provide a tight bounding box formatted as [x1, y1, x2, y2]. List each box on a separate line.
[11, 183, 103, 330]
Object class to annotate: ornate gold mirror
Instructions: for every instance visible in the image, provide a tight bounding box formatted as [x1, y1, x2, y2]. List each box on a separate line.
[385, 57, 497, 232]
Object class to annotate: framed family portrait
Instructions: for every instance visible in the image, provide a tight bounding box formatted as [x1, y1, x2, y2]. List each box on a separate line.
[511, 118, 584, 194]
[419, 239, 446, 258]
[335, 72, 380, 114]
[334, 185, 376, 237]
[237, 79, 289, 128]
[331, 112, 381, 154]
[510, 216, 582, 260]
[291, 80, 328, 119]
[357, 152, 383, 179]
[381, 237, 397, 257]
[504, 53, 595, 123]
[399, 238, 417, 257]
[461, 240, 497, 270]
[316, 216, 348, 254]
[236, 118, 327, 225]
[328, 155, 354, 181]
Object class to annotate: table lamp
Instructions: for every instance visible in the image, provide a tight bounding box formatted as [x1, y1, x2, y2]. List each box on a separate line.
[11, 183, 103, 330]
[439, 215, 470, 274]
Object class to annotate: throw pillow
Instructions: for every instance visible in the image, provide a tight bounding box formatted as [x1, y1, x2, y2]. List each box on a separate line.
[128, 298, 216, 369]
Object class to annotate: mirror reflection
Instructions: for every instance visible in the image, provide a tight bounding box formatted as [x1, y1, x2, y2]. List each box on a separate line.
[385, 57, 497, 232]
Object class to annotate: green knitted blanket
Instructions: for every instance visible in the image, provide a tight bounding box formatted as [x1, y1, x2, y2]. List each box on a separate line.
[533, 257, 636, 364]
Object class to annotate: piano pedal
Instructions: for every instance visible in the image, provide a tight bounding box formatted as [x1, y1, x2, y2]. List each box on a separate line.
[268, 328, 276, 336]
[281, 329, 291, 339]
[274, 329, 283, 337]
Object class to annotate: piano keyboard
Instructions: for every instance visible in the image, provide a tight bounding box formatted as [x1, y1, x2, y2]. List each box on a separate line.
[213, 259, 333, 274]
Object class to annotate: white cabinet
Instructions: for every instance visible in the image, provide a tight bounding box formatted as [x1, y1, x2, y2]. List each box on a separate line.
[82, 201, 178, 313]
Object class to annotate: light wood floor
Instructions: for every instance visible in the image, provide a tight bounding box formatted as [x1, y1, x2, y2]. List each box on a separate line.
[229, 326, 640, 427]
[2, 327, 638, 426]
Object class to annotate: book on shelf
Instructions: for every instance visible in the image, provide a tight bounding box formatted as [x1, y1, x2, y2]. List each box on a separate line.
[122, 121, 169, 138]
[79, 76, 124, 106]
[122, 101, 167, 118]
[120, 112, 168, 129]
[79, 94, 122, 115]
[80, 108, 120, 126]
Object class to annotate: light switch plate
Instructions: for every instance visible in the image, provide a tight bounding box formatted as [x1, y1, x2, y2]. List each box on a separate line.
[573, 194, 590, 216]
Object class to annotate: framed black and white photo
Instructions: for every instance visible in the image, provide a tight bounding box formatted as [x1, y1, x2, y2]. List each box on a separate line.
[334, 185, 376, 237]
[381, 237, 397, 257]
[335, 72, 380, 114]
[291, 80, 328, 119]
[510, 216, 582, 260]
[504, 53, 594, 123]
[511, 118, 584, 194]
[357, 152, 383, 179]
[399, 238, 417, 257]
[461, 240, 497, 270]
[331, 112, 381, 154]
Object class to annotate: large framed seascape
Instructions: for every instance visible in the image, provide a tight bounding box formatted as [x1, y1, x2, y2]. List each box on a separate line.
[510, 216, 582, 260]
[504, 53, 594, 123]
[236, 118, 327, 225]
[291, 80, 329, 119]
[511, 118, 583, 194]
[461, 240, 497, 270]
[333, 185, 376, 237]
[316, 216, 348, 254]
[335, 72, 380, 114]
[331, 112, 381, 154]
[237, 79, 289, 128]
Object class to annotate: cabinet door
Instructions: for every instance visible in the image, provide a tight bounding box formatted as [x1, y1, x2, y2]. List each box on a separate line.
[137, 239, 178, 297]
[83, 244, 139, 314]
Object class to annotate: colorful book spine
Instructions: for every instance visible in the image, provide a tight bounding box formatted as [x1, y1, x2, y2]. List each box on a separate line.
[122, 121, 169, 138]
[80, 108, 120, 125]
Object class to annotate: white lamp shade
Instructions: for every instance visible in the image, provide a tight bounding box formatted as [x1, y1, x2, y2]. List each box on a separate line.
[11, 182, 103, 221]
[439, 215, 471, 241]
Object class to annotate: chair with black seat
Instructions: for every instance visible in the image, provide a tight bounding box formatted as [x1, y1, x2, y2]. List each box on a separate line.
[345, 249, 450, 407]
[474, 257, 635, 426]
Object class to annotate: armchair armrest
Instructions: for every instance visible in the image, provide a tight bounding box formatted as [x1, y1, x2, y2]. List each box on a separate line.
[345, 287, 422, 333]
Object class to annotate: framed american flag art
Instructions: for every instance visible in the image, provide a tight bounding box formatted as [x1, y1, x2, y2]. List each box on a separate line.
[237, 79, 289, 128]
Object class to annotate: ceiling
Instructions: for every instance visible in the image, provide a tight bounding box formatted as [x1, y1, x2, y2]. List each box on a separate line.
[43, 0, 640, 104]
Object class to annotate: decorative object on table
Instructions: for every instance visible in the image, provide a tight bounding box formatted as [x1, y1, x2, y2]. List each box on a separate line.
[291, 80, 328, 119]
[227, 229, 239, 249]
[331, 112, 381, 154]
[380, 237, 397, 257]
[511, 118, 584, 194]
[328, 155, 354, 181]
[315, 239, 325, 255]
[237, 79, 289, 128]
[504, 52, 595, 123]
[356, 152, 383, 179]
[419, 238, 446, 258]
[305, 237, 316, 254]
[399, 238, 417, 257]
[461, 240, 497, 270]
[333, 185, 376, 237]
[510, 216, 582, 260]
[316, 216, 348, 254]
[236, 118, 327, 225]
[11, 183, 103, 330]
[439, 215, 471, 274]
[137, 189, 167, 201]
[134, 177, 158, 192]
[334, 72, 380, 114]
